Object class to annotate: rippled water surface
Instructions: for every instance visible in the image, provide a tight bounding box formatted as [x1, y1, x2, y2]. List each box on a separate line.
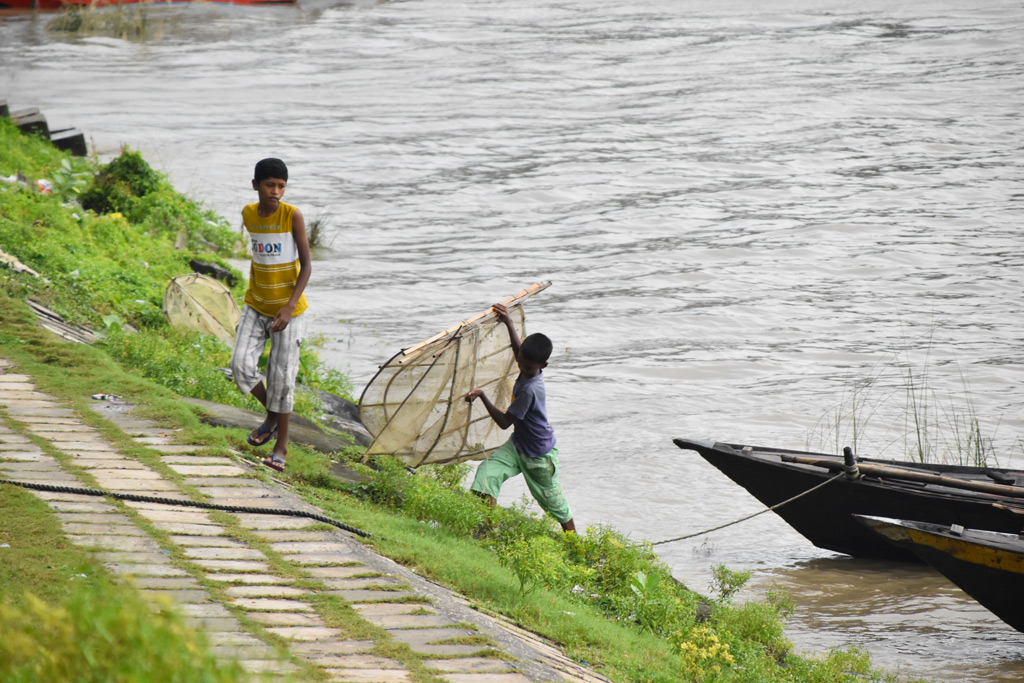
[2, 0, 1023, 679]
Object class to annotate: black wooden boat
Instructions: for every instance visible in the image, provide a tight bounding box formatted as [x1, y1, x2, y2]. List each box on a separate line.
[857, 516, 1024, 633]
[673, 438, 1024, 562]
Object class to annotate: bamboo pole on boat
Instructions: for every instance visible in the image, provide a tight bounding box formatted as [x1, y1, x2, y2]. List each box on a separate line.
[780, 454, 1024, 499]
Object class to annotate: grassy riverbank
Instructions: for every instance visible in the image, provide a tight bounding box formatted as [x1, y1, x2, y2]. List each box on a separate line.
[0, 120, 925, 682]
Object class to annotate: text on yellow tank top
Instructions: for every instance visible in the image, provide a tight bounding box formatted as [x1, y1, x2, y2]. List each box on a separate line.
[241, 201, 308, 318]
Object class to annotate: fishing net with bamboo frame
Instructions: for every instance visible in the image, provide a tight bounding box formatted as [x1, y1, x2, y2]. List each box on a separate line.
[358, 282, 550, 468]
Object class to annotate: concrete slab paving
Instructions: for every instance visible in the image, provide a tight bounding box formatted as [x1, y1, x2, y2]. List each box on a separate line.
[49, 500, 120, 513]
[32, 431, 104, 442]
[183, 546, 268, 560]
[252, 529, 339, 542]
[164, 455, 238, 464]
[248, 612, 325, 627]
[128, 508, 219, 522]
[205, 573, 288, 585]
[313, 655, 405, 669]
[11, 472, 83, 484]
[148, 444, 207, 454]
[103, 562, 191, 577]
[327, 589, 418, 603]
[224, 585, 310, 598]
[362, 613, 454, 629]
[1, 364, 612, 683]
[238, 659, 300, 674]
[323, 669, 412, 682]
[0, 461, 64, 472]
[151, 522, 230, 536]
[425, 658, 521, 673]
[65, 535, 163, 551]
[73, 457, 149, 468]
[169, 535, 249, 548]
[180, 603, 236, 618]
[197, 486, 276, 498]
[266, 626, 346, 641]
[320, 577, 408, 590]
[232, 598, 316, 612]
[234, 515, 323, 530]
[353, 603, 437, 616]
[95, 551, 175, 564]
[289, 640, 376, 656]
[281, 552, 364, 566]
[444, 675, 535, 683]
[186, 616, 246, 631]
[171, 464, 250, 476]
[55, 512, 137, 525]
[151, 589, 214, 602]
[192, 559, 273, 573]
[62, 522, 149, 536]
[304, 566, 378, 580]
[14, 416, 84, 425]
[133, 577, 205, 590]
[269, 541, 355, 553]
[0, 450, 46, 460]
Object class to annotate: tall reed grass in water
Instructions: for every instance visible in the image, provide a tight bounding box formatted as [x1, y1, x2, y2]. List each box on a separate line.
[807, 346, 1003, 467]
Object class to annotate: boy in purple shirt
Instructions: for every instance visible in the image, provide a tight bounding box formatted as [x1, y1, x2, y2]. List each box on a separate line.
[466, 303, 576, 533]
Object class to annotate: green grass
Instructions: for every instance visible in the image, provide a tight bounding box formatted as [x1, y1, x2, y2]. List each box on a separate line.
[0, 485, 249, 683]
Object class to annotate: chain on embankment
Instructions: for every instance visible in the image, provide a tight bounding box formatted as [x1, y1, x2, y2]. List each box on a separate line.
[0, 477, 373, 539]
[651, 471, 846, 546]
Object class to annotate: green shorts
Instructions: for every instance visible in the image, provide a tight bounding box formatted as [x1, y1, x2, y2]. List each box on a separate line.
[470, 438, 572, 523]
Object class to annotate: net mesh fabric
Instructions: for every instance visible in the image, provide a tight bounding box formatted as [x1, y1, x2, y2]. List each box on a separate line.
[162, 273, 240, 346]
[358, 283, 548, 467]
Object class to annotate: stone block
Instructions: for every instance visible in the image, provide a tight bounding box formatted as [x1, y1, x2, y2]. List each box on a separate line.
[232, 598, 314, 612]
[225, 585, 309, 598]
[247, 612, 323, 626]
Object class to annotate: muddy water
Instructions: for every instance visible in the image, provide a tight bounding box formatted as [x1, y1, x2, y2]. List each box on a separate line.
[2, 0, 1023, 679]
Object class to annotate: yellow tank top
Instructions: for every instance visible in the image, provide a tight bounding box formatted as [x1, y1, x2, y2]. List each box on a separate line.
[241, 201, 308, 318]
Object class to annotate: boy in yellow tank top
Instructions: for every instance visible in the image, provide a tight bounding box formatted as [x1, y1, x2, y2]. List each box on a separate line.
[229, 158, 312, 471]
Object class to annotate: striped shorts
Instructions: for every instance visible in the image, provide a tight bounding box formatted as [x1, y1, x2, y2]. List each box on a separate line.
[230, 305, 304, 414]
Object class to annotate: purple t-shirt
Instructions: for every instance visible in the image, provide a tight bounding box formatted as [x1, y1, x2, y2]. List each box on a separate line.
[508, 372, 557, 458]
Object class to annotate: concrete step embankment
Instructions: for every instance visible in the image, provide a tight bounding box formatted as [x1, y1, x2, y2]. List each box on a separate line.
[0, 357, 609, 683]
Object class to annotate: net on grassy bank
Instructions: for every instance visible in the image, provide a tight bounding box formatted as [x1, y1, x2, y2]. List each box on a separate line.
[162, 273, 240, 346]
[358, 282, 550, 468]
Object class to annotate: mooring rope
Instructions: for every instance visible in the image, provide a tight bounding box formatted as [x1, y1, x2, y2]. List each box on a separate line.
[651, 471, 846, 546]
[0, 478, 373, 539]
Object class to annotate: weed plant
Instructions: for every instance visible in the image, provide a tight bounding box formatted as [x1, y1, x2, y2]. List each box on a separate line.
[807, 346, 1002, 466]
[0, 584, 249, 683]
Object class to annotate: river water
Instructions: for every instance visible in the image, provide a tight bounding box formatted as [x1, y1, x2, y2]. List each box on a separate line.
[2, 0, 1023, 679]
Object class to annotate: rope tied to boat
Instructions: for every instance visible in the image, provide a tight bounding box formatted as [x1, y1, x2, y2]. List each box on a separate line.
[651, 470, 846, 546]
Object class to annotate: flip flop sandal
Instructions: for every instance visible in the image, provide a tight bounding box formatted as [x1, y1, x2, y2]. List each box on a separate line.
[247, 423, 278, 447]
[261, 455, 286, 472]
